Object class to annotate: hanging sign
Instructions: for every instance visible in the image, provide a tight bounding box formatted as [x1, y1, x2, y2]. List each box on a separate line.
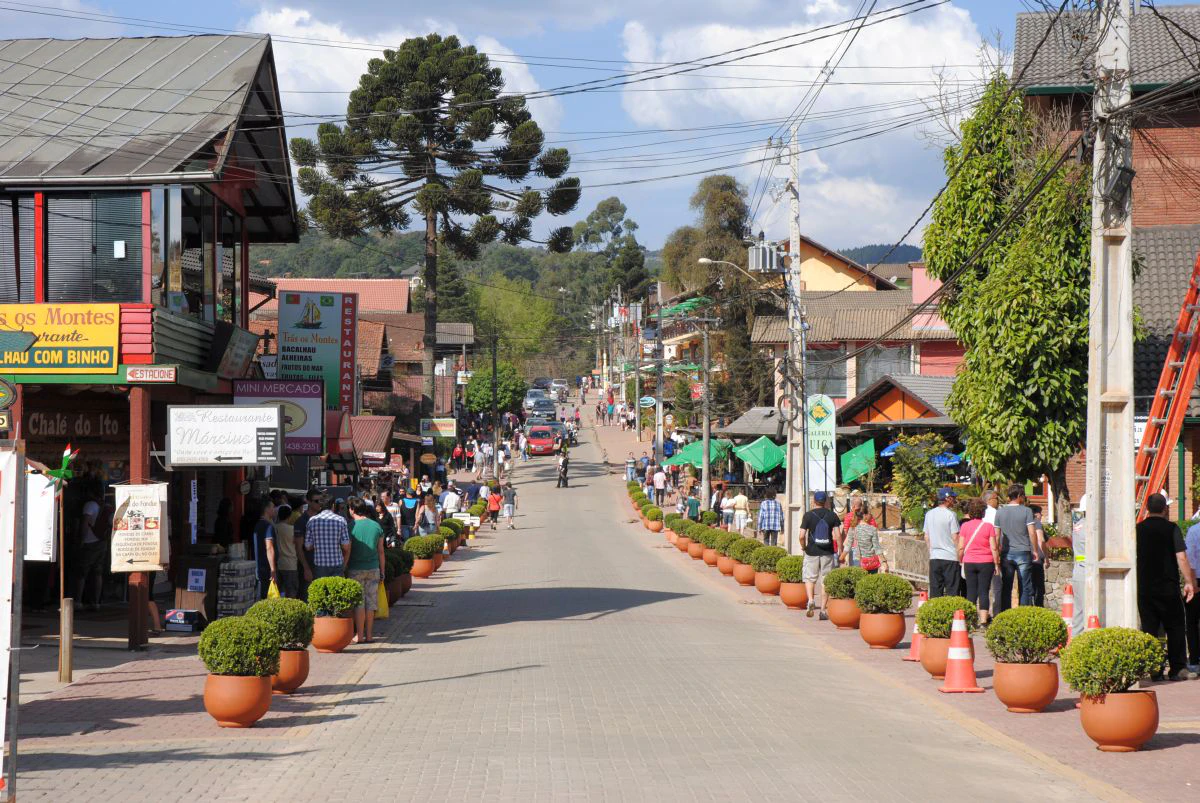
[111, 484, 169, 572]
[0, 303, 120, 373]
[639, 396, 656, 408]
[166, 405, 283, 467]
[23, 470, 57, 562]
[277, 292, 358, 412]
[0, 378, 14, 410]
[233, 379, 325, 455]
[419, 418, 457, 438]
[806, 394, 837, 493]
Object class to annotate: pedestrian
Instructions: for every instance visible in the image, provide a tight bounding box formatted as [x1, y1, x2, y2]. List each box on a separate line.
[398, 488, 418, 541]
[303, 493, 350, 579]
[845, 500, 886, 574]
[1186, 513, 1200, 673]
[732, 487, 750, 534]
[1138, 493, 1197, 680]
[1070, 495, 1088, 636]
[502, 481, 518, 530]
[347, 499, 386, 644]
[799, 491, 841, 620]
[757, 493, 783, 547]
[442, 481, 462, 517]
[652, 465, 667, 506]
[685, 488, 701, 522]
[923, 487, 961, 598]
[417, 493, 439, 535]
[557, 451, 570, 488]
[251, 497, 277, 600]
[958, 497, 1000, 624]
[996, 484, 1040, 609]
[720, 489, 735, 530]
[1029, 503, 1047, 607]
[72, 481, 108, 610]
[451, 441, 463, 472]
[625, 451, 637, 482]
[274, 502, 300, 599]
[487, 485, 503, 528]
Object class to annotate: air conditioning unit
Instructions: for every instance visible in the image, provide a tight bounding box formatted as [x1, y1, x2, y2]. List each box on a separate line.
[748, 243, 783, 273]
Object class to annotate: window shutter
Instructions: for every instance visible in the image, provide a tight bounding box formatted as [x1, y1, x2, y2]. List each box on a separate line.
[46, 196, 93, 302]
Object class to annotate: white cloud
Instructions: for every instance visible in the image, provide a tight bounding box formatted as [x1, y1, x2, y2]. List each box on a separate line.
[474, 36, 564, 133]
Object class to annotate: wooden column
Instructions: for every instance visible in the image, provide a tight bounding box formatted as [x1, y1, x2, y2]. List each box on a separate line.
[127, 387, 151, 650]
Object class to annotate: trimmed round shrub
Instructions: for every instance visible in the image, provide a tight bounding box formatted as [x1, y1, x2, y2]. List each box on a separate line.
[198, 615, 280, 676]
[246, 597, 314, 650]
[729, 537, 761, 564]
[750, 545, 788, 573]
[714, 531, 739, 555]
[627, 481, 640, 492]
[403, 535, 439, 559]
[823, 566, 867, 600]
[700, 510, 719, 526]
[701, 528, 723, 548]
[776, 555, 805, 583]
[306, 576, 364, 617]
[664, 513, 683, 528]
[691, 527, 712, 547]
[853, 573, 913, 614]
[632, 492, 649, 505]
[915, 595, 978, 638]
[439, 526, 457, 541]
[646, 507, 663, 521]
[428, 533, 446, 553]
[639, 501, 655, 515]
[442, 518, 464, 536]
[1060, 627, 1165, 697]
[683, 521, 705, 539]
[984, 606, 1068, 664]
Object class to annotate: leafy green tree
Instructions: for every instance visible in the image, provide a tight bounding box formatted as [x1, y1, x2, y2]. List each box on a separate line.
[465, 360, 525, 414]
[475, 274, 556, 366]
[573, 197, 650, 299]
[888, 432, 951, 527]
[922, 72, 1089, 523]
[291, 33, 581, 414]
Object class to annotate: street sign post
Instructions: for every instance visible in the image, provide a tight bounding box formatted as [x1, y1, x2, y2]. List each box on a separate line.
[165, 405, 283, 468]
[0, 441, 25, 802]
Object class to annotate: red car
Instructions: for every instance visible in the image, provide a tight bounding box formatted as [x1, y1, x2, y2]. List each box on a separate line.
[527, 427, 556, 456]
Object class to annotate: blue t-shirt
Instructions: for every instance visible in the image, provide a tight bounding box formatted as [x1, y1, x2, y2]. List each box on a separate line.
[252, 519, 275, 578]
[663, 440, 676, 457]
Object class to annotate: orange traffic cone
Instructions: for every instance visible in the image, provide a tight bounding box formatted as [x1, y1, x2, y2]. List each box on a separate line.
[1087, 615, 1100, 630]
[903, 591, 927, 662]
[939, 609, 984, 694]
[1061, 583, 1075, 645]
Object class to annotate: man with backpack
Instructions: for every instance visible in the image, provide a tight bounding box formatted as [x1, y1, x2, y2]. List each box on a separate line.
[798, 490, 842, 620]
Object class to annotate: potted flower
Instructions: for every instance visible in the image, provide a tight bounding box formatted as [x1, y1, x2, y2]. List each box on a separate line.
[306, 576, 363, 653]
[675, 522, 694, 553]
[750, 545, 788, 596]
[714, 532, 739, 575]
[1061, 627, 1165, 751]
[916, 596, 978, 679]
[776, 555, 807, 609]
[247, 597, 314, 694]
[686, 523, 706, 560]
[700, 528, 721, 566]
[985, 606, 1068, 713]
[700, 510, 719, 527]
[430, 533, 447, 570]
[853, 574, 912, 649]
[404, 535, 438, 578]
[198, 616, 279, 727]
[823, 567, 866, 630]
[729, 537, 760, 585]
[646, 507, 664, 533]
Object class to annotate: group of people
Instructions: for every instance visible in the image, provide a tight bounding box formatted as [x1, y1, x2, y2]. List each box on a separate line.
[795, 491, 888, 620]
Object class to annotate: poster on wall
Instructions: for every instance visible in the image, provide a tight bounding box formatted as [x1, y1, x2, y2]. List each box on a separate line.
[233, 379, 325, 455]
[0, 303, 120, 374]
[23, 470, 57, 562]
[110, 484, 169, 573]
[276, 292, 357, 412]
[806, 394, 837, 494]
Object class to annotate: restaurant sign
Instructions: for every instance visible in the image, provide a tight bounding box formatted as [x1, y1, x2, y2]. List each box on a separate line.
[0, 303, 120, 374]
[111, 484, 169, 572]
[233, 379, 324, 455]
[166, 405, 283, 468]
[277, 292, 357, 412]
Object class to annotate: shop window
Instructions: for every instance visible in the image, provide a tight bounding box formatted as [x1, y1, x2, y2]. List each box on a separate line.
[46, 193, 143, 303]
[857, 344, 913, 392]
[0, 196, 35, 303]
[805, 345, 847, 398]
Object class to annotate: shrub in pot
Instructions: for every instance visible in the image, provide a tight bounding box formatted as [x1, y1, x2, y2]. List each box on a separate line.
[685, 524, 707, 559]
[750, 545, 788, 596]
[714, 531, 738, 575]
[440, 526, 458, 555]
[646, 507, 664, 532]
[823, 567, 866, 629]
[853, 574, 912, 649]
[674, 521, 694, 552]
[916, 596, 978, 679]
[198, 616, 279, 727]
[1061, 627, 1165, 752]
[247, 597, 314, 694]
[984, 606, 1068, 713]
[776, 555, 807, 609]
[700, 510, 719, 526]
[429, 533, 447, 569]
[729, 537, 760, 585]
[384, 549, 414, 602]
[307, 576, 364, 653]
[698, 527, 721, 566]
[404, 535, 438, 578]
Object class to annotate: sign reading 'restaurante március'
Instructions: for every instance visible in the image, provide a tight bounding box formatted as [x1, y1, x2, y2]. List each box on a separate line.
[0, 304, 120, 373]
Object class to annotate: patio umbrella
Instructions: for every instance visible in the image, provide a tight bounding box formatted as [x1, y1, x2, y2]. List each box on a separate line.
[932, 452, 962, 468]
[880, 441, 900, 457]
[733, 436, 785, 473]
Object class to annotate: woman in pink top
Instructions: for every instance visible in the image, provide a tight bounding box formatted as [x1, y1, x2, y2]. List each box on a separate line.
[957, 497, 1000, 624]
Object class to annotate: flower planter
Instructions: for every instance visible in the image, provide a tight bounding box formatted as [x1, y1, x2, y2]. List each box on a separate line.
[733, 562, 756, 586]
[203, 675, 272, 728]
[640, 516, 648, 528]
[648, 520, 663, 533]
[400, 573, 412, 597]
[665, 528, 677, 544]
[433, 553, 444, 571]
[702, 548, 719, 566]
[411, 558, 435, 578]
[448, 538, 459, 554]
[676, 536, 692, 553]
[859, 612, 905, 649]
[386, 577, 404, 605]
[779, 582, 808, 610]
[687, 541, 705, 560]
[717, 555, 735, 575]
[754, 571, 781, 596]
[993, 662, 1059, 713]
[272, 649, 310, 695]
[920, 636, 974, 679]
[826, 598, 861, 630]
[1079, 691, 1159, 752]
[311, 616, 355, 654]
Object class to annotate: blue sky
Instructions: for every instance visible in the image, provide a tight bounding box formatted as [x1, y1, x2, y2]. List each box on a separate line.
[0, 2, 1137, 251]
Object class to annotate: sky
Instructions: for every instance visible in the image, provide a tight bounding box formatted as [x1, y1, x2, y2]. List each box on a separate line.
[0, 1, 1139, 252]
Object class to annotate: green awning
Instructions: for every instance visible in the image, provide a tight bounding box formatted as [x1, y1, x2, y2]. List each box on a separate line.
[663, 438, 733, 467]
[733, 436, 785, 473]
[664, 363, 701, 373]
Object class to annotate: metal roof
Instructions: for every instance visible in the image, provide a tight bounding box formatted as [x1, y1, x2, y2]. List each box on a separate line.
[715, 406, 787, 438]
[350, 415, 396, 456]
[1014, 6, 1200, 92]
[750, 290, 958, 344]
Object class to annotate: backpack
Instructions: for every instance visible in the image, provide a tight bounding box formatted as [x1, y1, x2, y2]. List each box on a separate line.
[811, 513, 833, 549]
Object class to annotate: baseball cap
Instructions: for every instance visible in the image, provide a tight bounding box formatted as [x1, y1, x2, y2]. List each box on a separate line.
[813, 490, 828, 503]
[937, 487, 958, 501]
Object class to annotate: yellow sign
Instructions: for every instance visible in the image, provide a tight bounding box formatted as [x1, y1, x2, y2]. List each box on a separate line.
[0, 304, 120, 374]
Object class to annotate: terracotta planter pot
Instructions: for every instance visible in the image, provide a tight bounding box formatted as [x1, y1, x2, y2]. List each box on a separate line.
[203, 674, 272, 728]
[733, 562, 756, 586]
[993, 662, 1059, 713]
[448, 538, 459, 554]
[779, 582, 808, 610]
[648, 520, 663, 533]
[920, 636, 974, 679]
[702, 548, 719, 566]
[411, 558, 435, 578]
[666, 529, 678, 545]
[1079, 691, 1159, 752]
[687, 541, 705, 560]
[640, 516, 648, 528]
[859, 612, 906, 649]
[386, 577, 404, 605]
[272, 649, 310, 694]
[754, 571, 781, 596]
[400, 572, 412, 597]
[717, 555, 735, 575]
[826, 598, 861, 630]
[433, 553, 444, 571]
[676, 536, 692, 552]
[311, 615, 354, 654]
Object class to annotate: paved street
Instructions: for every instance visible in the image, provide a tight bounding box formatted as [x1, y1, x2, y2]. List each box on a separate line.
[21, 424, 1105, 802]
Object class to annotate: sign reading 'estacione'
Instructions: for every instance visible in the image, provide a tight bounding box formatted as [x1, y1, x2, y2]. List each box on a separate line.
[0, 304, 120, 374]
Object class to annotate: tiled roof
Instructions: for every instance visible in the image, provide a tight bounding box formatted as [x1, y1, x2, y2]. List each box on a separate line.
[750, 289, 957, 344]
[1131, 224, 1200, 413]
[259, 278, 410, 316]
[350, 415, 395, 456]
[1014, 7, 1200, 91]
[357, 321, 386, 377]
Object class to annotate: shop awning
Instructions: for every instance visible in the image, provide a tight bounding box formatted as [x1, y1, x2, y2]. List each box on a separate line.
[663, 438, 733, 467]
[732, 436, 785, 473]
[350, 415, 396, 456]
[326, 411, 354, 455]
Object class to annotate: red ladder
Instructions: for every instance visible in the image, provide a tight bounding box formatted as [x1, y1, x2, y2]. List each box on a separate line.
[1134, 252, 1200, 518]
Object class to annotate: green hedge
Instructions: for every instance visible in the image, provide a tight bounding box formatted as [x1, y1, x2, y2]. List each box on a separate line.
[985, 606, 1068, 664]
[307, 576, 364, 617]
[429, 533, 446, 553]
[384, 548, 414, 580]
[198, 615, 280, 676]
[749, 545, 788, 573]
[915, 595, 978, 638]
[403, 535, 439, 559]
[729, 537, 760, 564]
[776, 555, 805, 583]
[823, 567, 867, 600]
[714, 531, 739, 555]
[853, 574, 912, 614]
[442, 518, 464, 536]
[246, 597, 314, 650]
[1060, 627, 1165, 696]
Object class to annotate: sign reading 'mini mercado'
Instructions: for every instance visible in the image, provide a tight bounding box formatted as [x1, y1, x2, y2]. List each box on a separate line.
[0, 304, 120, 373]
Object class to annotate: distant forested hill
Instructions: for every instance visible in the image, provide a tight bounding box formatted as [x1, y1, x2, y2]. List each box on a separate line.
[840, 243, 922, 265]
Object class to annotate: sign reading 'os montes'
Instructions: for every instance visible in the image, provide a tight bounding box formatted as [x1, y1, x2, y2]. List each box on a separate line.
[165, 405, 283, 468]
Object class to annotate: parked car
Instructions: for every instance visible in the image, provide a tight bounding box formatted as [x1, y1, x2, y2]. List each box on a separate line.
[530, 399, 557, 418]
[523, 389, 548, 411]
[550, 379, 569, 400]
[527, 426, 556, 456]
[531, 377, 553, 390]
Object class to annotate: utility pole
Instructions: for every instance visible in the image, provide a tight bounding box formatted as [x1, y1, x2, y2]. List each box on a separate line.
[1085, 0, 1137, 628]
[491, 331, 500, 480]
[634, 312, 642, 443]
[654, 281, 665, 464]
[783, 121, 809, 555]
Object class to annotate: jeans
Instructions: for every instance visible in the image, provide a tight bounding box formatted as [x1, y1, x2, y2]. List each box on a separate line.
[1001, 551, 1037, 608]
[654, 488, 664, 505]
[1140, 593, 1188, 675]
[928, 559, 961, 598]
[277, 569, 299, 599]
[313, 564, 343, 580]
[761, 530, 778, 547]
[1031, 560, 1046, 607]
[1186, 593, 1200, 666]
[963, 562, 995, 614]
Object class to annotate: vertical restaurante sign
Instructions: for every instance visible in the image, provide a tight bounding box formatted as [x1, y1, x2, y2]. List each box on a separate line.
[0, 304, 120, 373]
[277, 292, 357, 412]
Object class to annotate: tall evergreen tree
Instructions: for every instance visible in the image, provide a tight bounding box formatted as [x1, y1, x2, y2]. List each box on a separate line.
[573, 196, 650, 299]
